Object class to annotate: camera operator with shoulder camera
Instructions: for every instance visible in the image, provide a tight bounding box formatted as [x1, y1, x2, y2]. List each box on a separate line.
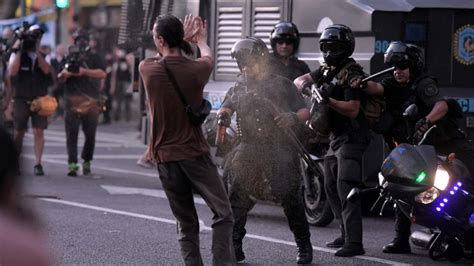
[7, 23, 51, 176]
[57, 30, 106, 177]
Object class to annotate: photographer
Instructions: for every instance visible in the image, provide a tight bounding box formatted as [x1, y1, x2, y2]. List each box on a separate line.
[7, 24, 51, 176]
[57, 30, 106, 177]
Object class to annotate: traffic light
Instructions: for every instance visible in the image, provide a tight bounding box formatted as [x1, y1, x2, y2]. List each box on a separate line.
[56, 0, 69, 9]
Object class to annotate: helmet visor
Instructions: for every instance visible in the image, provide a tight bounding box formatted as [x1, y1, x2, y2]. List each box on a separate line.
[320, 41, 345, 55]
[384, 52, 409, 67]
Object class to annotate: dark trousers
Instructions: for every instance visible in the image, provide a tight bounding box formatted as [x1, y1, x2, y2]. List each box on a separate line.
[229, 180, 311, 247]
[228, 144, 311, 248]
[114, 81, 132, 121]
[65, 109, 99, 163]
[324, 143, 367, 246]
[157, 154, 235, 266]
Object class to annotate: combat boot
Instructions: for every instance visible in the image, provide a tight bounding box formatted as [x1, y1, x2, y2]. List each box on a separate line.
[233, 245, 245, 263]
[296, 239, 313, 264]
[382, 238, 411, 254]
[334, 243, 365, 257]
[326, 225, 345, 248]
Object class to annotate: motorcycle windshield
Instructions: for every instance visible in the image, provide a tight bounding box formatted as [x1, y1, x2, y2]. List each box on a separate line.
[381, 144, 437, 186]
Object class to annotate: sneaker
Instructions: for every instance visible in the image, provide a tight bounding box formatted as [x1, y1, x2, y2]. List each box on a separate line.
[68, 162, 79, 177]
[82, 161, 91, 175]
[34, 164, 44, 176]
[136, 158, 155, 168]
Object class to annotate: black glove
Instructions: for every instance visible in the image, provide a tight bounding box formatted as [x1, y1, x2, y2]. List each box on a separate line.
[301, 81, 312, 97]
[412, 117, 433, 143]
[217, 111, 231, 127]
[316, 83, 332, 104]
[275, 112, 298, 128]
[349, 76, 367, 90]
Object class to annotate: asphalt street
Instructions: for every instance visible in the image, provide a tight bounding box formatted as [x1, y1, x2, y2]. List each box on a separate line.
[18, 119, 473, 265]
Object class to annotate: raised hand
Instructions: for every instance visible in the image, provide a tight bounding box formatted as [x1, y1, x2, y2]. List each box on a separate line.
[194, 17, 208, 44]
[183, 14, 200, 43]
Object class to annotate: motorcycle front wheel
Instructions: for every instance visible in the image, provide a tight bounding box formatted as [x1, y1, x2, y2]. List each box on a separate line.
[300, 160, 334, 227]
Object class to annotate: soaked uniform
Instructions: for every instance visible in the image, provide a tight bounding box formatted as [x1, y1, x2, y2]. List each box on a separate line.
[221, 73, 311, 250]
[380, 75, 474, 241]
[269, 52, 310, 81]
[310, 58, 370, 248]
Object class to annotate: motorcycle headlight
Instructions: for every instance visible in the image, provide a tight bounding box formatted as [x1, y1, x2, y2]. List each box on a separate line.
[378, 172, 384, 186]
[434, 166, 450, 191]
[415, 187, 440, 204]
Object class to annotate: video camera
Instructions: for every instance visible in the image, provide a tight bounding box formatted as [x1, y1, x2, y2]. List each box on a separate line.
[64, 45, 85, 74]
[13, 21, 44, 52]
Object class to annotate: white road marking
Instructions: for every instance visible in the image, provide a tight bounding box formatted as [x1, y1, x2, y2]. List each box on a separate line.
[22, 142, 145, 148]
[23, 129, 407, 265]
[24, 129, 146, 148]
[27, 129, 142, 145]
[41, 154, 144, 159]
[101, 185, 207, 205]
[40, 198, 408, 265]
[21, 155, 158, 178]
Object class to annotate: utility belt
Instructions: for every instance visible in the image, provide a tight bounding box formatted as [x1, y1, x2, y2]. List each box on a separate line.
[13, 97, 38, 105]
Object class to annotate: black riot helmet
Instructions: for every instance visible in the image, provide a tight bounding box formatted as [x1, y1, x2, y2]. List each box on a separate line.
[269, 21, 300, 52]
[319, 24, 355, 66]
[231, 37, 269, 71]
[384, 41, 424, 75]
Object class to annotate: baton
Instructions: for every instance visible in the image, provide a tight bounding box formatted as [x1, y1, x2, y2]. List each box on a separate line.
[361, 66, 395, 83]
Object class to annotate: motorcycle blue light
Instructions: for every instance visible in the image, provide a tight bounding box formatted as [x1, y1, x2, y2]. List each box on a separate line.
[450, 191, 455, 195]
[440, 203, 445, 207]
[443, 198, 448, 203]
[436, 207, 441, 212]
[457, 182, 462, 187]
[454, 186, 458, 191]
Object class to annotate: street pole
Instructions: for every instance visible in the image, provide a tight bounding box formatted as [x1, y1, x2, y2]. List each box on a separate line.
[55, 6, 61, 45]
[20, 0, 26, 16]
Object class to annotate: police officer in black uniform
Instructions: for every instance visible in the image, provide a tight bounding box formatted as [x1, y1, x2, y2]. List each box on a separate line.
[269, 22, 310, 81]
[352, 41, 474, 254]
[294, 24, 369, 257]
[217, 37, 313, 264]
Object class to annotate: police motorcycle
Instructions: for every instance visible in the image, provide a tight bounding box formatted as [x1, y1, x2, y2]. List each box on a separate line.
[348, 104, 474, 261]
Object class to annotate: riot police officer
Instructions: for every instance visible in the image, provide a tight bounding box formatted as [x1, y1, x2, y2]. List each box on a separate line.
[352, 41, 474, 254]
[269, 21, 310, 81]
[294, 24, 369, 257]
[217, 37, 313, 264]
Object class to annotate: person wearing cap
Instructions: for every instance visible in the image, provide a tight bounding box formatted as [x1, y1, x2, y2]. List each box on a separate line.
[7, 23, 51, 176]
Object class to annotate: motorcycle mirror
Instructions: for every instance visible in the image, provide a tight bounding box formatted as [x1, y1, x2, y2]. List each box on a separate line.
[403, 104, 418, 119]
[347, 188, 360, 202]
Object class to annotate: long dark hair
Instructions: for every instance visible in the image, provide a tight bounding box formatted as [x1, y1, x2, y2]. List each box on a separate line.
[154, 14, 193, 55]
